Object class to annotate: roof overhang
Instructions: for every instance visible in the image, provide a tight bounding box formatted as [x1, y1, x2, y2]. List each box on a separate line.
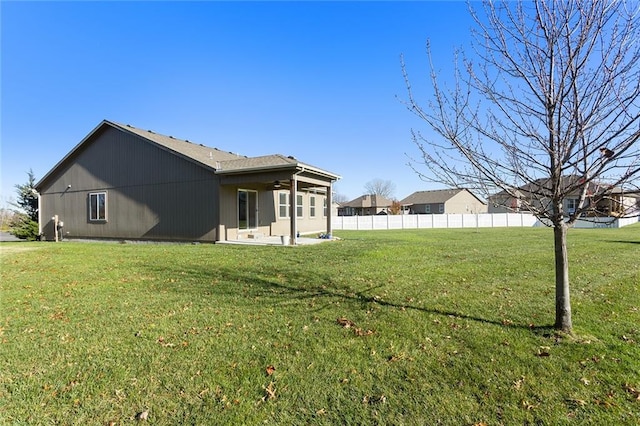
[215, 163, 340, 181]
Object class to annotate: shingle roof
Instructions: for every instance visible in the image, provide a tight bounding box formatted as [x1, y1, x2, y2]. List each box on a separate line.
[110, 122, 338, 178]
[400, 189, 465, 205]
[342, 194, 394, 208]
[217, 154, 298, 172]
[109, 121, 246, 169]
[36, 119, 340, 190]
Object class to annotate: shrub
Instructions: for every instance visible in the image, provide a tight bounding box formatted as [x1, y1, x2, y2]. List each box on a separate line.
[9, 213, 39, 240]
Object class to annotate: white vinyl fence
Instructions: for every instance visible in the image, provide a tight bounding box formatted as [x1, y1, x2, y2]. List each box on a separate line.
[565, 216, 638, 228]
[332, 213, 638, 231]
[332, 213, 537, 230]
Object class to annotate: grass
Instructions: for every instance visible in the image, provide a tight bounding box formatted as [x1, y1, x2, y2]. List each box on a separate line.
[1, 226, 639, 425]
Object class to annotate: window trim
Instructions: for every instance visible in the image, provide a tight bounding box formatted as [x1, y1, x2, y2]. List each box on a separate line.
[296, 194, 304, 218]
[309, 196, 316, 217]
[278, 192, 289, 219]
[89, 192, 107, 222]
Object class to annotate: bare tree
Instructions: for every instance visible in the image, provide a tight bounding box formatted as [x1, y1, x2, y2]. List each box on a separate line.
[364, 179, 396, 199]
[403, 0, 640, 333]
[331, 185, 351, 204]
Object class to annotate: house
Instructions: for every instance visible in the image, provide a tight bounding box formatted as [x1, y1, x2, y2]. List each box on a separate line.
[400, 189, 487, 214]
[487, 176, 639, 217]
[35, 120, 340, 244]
[337, 194, 394, 216]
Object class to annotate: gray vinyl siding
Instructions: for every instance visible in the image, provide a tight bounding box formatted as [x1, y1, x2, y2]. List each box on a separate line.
[38, 126, 219, 242]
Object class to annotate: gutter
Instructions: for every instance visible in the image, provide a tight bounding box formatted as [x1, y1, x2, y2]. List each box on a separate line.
[215, 163, 341, 181]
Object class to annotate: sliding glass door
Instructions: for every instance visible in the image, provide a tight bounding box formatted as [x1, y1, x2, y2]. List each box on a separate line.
[238, 189, 258, 230]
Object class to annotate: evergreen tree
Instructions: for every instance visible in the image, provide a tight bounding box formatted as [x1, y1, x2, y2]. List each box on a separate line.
[13, 169, 38, 221]
[10, 169, 39, 240]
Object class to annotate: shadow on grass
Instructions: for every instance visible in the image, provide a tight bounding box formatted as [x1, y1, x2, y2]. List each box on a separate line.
[605, 240, 640, 244]
[146, 262, 553, 332]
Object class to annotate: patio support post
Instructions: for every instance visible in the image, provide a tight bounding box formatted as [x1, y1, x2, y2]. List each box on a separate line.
[290, 175, 297, 245]
[326, 182, 333, 236]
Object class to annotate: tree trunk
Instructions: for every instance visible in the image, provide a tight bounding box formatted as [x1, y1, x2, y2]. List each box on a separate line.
[553, 222, 572, 332]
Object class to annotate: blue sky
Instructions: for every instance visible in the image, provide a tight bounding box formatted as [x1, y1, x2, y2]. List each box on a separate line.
[1, 1, 474, 207]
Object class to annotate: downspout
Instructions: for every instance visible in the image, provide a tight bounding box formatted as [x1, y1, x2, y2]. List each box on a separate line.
[37, 191, 42, 238]
[289, 174, 297, 245]
[326, 181, 333, 237]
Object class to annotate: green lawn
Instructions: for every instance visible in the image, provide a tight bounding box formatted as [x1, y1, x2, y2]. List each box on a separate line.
[1, 226, 639, 425]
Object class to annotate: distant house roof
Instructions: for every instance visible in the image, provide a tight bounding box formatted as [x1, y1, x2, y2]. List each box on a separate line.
[489, 176, 627, 198]
[36, 120, 340, 189]
[400, 189, 485, 205]
[341, 194, 394, 208]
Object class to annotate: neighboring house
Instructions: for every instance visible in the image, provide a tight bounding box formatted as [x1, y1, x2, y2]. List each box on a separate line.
[487, 176, 639, 216]
[35, 120, 340, 244]
[400, 189, 487, 214]
[337, 194, 394, 216]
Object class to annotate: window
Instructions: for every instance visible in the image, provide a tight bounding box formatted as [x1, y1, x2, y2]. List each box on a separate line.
[89, 192, 107, 221]
[279, 192, 289, 218]
[297, 194, 303, 218]
[323, 197, 328, 217]
[310, 196, 316, 217]
[566, 198, 578, 213]
[425, 205, 431, 214]
[238, 190, 258, 230]
[438, 204, 444, 213]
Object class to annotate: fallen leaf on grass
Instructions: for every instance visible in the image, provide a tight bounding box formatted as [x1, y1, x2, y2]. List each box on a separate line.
[362, 394, 386, 404]
[263, 381, 276, 401]
[593, 397, 616, 408]
[336, 318, 373, 337]
[624, 383, 640, 400]
[579, 355, 602, 366]
[565, 397, 587, 407]
[115, 389, 126, 401]
[265, 365, 275, 376]
[535, 346, 551, 357]
[156, 337, 175, 348]
[135, 409, 149, 421]
[337, 318, 356, 328]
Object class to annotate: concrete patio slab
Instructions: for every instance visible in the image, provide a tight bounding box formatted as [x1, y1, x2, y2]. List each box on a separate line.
[216, 236, 336, 246]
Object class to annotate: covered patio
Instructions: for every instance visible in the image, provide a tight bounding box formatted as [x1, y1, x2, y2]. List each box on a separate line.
[216, 155, 340, 245]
